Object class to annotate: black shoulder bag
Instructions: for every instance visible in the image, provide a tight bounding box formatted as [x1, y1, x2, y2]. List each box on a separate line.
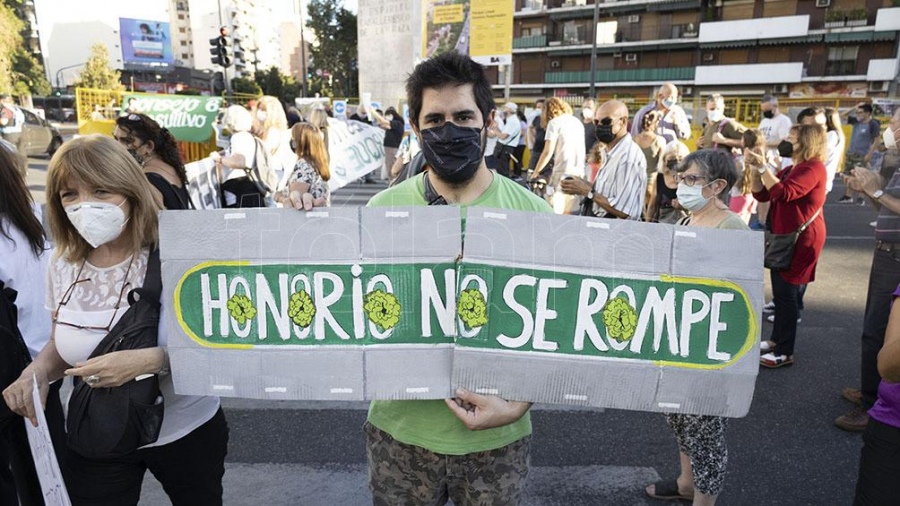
[220, 139, 272, 208]
[764, 208, 821, 271]
[66, 249, 165, 459]
[0, 280, 32, 431]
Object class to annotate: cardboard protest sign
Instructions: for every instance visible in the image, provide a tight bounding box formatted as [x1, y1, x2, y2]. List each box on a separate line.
[325, 118, 385, 191]
[123, 94, 222, 142]
[161, 207, 762, 416]
[184, 157, 221, 209]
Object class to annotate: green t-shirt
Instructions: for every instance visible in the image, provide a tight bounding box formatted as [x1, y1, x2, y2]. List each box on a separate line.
[366, 171, 552, 455]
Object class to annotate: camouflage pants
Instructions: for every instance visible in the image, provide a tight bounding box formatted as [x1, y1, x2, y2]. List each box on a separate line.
[364, 422, 530, 506]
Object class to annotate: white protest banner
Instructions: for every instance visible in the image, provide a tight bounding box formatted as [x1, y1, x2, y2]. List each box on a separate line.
[25, 375, 71, 506]
[325, 117, 385, 190]
[160, 207, 763, 417]
[184, 157, 221, 209]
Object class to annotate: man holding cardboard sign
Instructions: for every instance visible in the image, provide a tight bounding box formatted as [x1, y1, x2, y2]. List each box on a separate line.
[364, 52, 552, 505]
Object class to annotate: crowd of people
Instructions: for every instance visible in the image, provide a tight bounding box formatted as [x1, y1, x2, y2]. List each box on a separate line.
[0, 51, 898, 505]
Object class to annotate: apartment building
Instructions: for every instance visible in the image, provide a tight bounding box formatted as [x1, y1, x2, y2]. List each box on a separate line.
[492, 0, 900, 102]
[170, 0, 195, 68]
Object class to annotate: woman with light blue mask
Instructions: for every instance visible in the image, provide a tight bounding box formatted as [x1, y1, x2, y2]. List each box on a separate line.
[646, 149, 746, 505]
[672, 150, 747, 230]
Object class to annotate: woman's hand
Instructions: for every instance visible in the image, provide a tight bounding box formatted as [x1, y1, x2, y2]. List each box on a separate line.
[65, 348, 165, 389]
[849, 167, 883, 195]
[3, 368, 49, 427]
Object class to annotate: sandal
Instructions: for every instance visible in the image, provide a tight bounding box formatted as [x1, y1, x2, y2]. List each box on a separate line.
[646, 479, 694, 502]
[760, 352, 793, 368]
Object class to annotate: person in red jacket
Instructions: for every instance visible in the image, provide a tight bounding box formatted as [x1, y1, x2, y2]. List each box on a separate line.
[752, 124, 828, 368]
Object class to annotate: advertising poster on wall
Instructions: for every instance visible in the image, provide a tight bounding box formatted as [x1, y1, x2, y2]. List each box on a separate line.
[119, 18, 174, 68]
[421, 0, 512, 66]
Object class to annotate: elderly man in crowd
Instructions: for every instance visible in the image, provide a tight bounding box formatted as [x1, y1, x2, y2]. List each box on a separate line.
[562, 100, 646, 219]
[631, 83, 692, 143]
[697, 93, 746, 153]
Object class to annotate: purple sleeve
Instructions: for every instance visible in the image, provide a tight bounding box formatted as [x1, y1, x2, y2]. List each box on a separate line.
[894, 284, 900, 298]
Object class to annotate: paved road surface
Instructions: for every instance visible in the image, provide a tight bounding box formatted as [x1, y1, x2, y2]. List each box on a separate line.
[26, 158, 879, 505]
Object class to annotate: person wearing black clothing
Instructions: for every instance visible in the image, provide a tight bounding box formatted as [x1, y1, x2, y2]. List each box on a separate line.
[114, 114, 192, 210]
[528, 99, 548, 176]
[372, 107, 405, 181]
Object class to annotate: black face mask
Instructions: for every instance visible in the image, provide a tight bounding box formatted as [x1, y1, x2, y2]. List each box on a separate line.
[762, 110, 775, 119]
[595, 124, 616, 144]
[420, 122, 485, 185]
[777, 140, 794, 158]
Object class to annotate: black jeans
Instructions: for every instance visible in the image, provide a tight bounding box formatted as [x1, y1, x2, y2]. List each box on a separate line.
[853, 418, 900, 505]
[62, 408, 228, 506]
[860, 248, 900, 409]
[770, 270, 802, 356]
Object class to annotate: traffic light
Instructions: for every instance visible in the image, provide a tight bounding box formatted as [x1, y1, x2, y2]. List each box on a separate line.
[209, 27, 231, 68]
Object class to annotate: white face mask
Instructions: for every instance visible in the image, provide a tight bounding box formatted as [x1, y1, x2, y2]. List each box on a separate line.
[883, 126, 898, 150]
[256, 110, 268, 122]
[582, 108, 593, 120]
[661, 97, 676, 109]
[707, 109, 724, 123]
[65, 201, 128, 248]
[676, 182, 712, 212]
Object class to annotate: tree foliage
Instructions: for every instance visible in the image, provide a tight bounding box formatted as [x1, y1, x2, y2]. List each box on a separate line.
[231, 77, 262, 96]
[254, 66, 302, 106]
[73, 43, 126, 92]
[0, 2, 50, 96]
[306, 0, 357, 98]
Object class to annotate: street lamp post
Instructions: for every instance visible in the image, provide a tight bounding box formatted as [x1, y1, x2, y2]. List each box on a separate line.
[588, 0, 600, 99]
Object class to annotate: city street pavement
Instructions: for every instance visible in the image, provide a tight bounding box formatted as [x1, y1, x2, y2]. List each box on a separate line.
[26, 157, 880, 505]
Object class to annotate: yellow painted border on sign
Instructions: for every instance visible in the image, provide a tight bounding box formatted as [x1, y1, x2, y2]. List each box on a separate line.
[174, 260, 254, 350]
[654, 274, 759, 370]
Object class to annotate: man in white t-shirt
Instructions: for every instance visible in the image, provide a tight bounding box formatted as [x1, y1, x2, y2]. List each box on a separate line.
[491, 102, 522, 177]
[530, 103, 586, 214]
[756, 95, 793, 227]
[758, 95, 792, 152]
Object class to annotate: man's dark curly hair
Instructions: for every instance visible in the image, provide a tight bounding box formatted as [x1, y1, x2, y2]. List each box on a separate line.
[406, 52, 495, 129]
[116, 113, 187, 185]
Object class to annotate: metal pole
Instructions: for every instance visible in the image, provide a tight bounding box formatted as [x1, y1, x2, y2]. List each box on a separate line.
[503, 64, 512, 100]
[299, 0, 308, 98]
[218, 0, 233, 98]
[588, 0, 600, 99]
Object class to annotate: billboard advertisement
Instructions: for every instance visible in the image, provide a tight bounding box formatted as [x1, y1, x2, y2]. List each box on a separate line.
[119, 18, 174, 68]
[421, 0, 512, 66]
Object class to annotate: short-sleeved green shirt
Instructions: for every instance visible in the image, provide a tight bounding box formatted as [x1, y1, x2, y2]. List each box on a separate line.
[366, 171, 552, 455]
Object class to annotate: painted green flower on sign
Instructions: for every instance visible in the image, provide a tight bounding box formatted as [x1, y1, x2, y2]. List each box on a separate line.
[364, 289, 402, 330]
[457, 288, 488, 329]
[288, 290, 316, 328]
[602, 297, 638, 342]
[226, 294, 257, 325]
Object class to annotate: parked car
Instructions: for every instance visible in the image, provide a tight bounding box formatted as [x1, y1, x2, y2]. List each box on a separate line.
[0, 137, 27, 177]
[21, 108, 64, 157]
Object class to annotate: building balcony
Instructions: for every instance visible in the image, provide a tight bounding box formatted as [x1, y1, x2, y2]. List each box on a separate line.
[513, 35, 547, 48]
[699, 15, 810, 44]
[517, 0, 702, 18]
[544, 66, 695, 84]
[695, 63, 802, 86]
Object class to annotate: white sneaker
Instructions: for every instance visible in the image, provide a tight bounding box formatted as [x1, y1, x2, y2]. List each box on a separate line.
[767, 314, 801, 323]
[760, 340, 776, 352]
[762, 300, 776, 313]
[870, 221, 877, 228]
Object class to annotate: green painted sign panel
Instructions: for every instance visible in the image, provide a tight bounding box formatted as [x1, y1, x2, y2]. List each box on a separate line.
[122, 94, 221, 142]
[175, 260, 756, 369]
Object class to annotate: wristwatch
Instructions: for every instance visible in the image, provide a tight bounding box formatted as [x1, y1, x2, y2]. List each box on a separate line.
[586, 190, 595, 200]
[872, 189, 884, 201]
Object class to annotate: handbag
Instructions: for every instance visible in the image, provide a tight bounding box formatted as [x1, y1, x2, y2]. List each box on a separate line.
[220, 139, 272, 208]
[66, 249, 165, 459]
[764, 208, 821, 271]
